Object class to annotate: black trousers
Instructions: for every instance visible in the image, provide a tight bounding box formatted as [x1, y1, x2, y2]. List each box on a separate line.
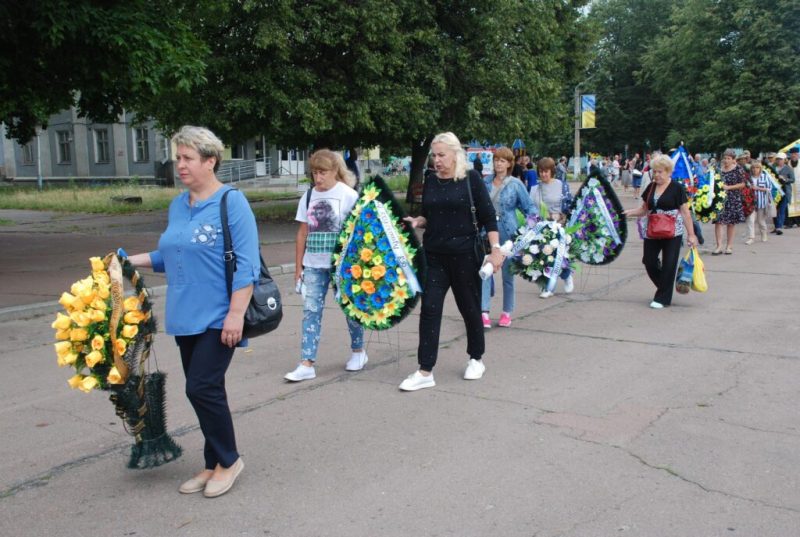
[175, 329, 238, 470]
[642, 236, 683, 306]
[418, 249, 484, 371]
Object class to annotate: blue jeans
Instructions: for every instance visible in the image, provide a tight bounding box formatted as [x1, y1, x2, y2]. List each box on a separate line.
[481, 257, 515, 313]
[301, 267, 364, 361]
[776, 196, 788, 229]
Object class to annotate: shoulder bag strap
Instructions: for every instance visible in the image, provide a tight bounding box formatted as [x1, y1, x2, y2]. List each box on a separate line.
[465, 173, 480, 235]
[220, 188, 237, 299]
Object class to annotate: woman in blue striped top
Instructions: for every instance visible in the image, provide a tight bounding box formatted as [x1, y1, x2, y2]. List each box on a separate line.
[748, 160, 772, 243]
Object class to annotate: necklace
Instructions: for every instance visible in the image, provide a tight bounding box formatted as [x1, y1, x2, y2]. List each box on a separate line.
[436, 176, 453, 185]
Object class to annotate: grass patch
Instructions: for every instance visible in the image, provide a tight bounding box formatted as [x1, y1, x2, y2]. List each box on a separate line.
[0, 218, 12, 226]
[0, 185, 301, 214]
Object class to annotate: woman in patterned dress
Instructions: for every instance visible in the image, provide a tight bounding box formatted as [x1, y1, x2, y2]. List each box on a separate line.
[712, 148, 746, 255]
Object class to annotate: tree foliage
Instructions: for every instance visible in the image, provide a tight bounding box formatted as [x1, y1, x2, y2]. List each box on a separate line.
[0, 0, 208, 144]
[642, 0, 800, 153]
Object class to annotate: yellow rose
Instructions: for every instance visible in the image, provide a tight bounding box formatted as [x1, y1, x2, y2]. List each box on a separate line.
[79, 376, 99, 393]
[89, 309, 106, 323]
[55, 329, 70, 340]
[107, 366, 124, 385]
[123, 310, 145, 324]
[360, 248, 373, 262]
[123, 296, 141, 312]
[60, 352, 78, 367]
[51, 312, 73, 330]
[69, 328, 89, 342]
[121, 324, 138, 339]
[93, 271, 110, 285]
[97, 284, 110, 299]
[91, 297, 108, 311]
[59, 291, 76, 308]
[363, 268, 372, 279]
[90, 257, 106, 272]
[67, 374, 83, 389]
[85, 350, 104, 368]
[115, 338, 127, 355]
[69, 310, 92, 327]
[91, 334, 105, 351]
[54, 341, 73, 358]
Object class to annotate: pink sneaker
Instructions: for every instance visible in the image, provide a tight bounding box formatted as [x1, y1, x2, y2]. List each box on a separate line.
[481, 312, 491, 329]
[498, 312, 511, 327]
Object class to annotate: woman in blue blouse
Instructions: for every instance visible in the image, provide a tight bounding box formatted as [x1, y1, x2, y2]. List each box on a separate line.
[127, 126, 259, 498]
[481, 146, 534, 328]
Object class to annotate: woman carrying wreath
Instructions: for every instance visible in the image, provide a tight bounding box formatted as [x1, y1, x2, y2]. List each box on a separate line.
[529, 157, 574, 298]
[401, 132, 503, 391]
[712, 148, 746, 255]
[127, 126, 259, 497]
[284, 149, 366, 382]
[623, 154, 698, 309]
[481, 146, 534, 328]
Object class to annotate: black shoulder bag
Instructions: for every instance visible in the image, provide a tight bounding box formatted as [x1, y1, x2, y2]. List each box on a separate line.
[221, 189, 283, 338]
[465, 173, 489, 261]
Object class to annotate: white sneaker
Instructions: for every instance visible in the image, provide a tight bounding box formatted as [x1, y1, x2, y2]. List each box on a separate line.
[284, 363, 316, 382]
[345, 351, 368, 371]
[539, 290, 554, 299]
[564, 276, 574, 294]
[398, 370, 435, 391]
[463, 359, 486, 380]
[649, 301, 664, 309]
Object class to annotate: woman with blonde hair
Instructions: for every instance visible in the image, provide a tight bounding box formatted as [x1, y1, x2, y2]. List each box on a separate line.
[284, 149, 367, 382]
[126, 125, 259, 497]
[623, 154, 697, 308]
[401, 132, 503, 391]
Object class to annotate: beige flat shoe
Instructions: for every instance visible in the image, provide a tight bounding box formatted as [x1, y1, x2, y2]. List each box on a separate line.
[204, 458, 244, 498]
[179, 472, 211, 494]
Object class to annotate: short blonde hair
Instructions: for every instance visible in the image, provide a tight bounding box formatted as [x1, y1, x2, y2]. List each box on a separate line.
[431, 132, 468, 180]
[308, 149, 356, 188]
[493, 147, 514, 174]
[649, 154, 674, 174]
[171, 126, 225, 172]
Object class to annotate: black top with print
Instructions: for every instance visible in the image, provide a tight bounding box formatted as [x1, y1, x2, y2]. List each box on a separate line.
[422, 169, 498, 254]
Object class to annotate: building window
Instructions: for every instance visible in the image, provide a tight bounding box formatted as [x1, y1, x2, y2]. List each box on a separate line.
[57, 131, 72, 164]
[22, 142, 35, 165]
[158, 136, 169, 163]
[94, 129, 110, 163]
[134, 127, 149, 162]
[231, 144, 245, 160]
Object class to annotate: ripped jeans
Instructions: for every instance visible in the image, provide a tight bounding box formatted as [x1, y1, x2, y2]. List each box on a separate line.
[301, 267, 364, 362]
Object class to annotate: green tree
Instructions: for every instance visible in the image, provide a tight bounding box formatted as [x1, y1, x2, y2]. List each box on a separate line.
[0, 0, 208, 144]
[643, 0, 800, 153]
[583, 0, 673, 156]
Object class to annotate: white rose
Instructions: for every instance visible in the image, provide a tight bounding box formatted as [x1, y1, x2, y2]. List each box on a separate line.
[543, 245, 554, 256]
[565, 234, 573, 244]
[547, 255, 554, 262]
[549, 238, 560, 248]
[529, 244, 539, 254]
[522, 254, 533, 266]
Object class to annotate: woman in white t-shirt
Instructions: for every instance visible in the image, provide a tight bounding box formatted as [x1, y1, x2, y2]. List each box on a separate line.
[284, 150, 367, 382]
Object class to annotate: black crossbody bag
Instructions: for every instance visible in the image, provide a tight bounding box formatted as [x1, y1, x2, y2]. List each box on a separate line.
[221, 189, 283, 338]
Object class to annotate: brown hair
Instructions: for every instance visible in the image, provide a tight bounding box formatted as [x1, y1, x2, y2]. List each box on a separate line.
[493, 147, 514, 174]
[537, 157, 556, 176]
[308, 149, 356, 188]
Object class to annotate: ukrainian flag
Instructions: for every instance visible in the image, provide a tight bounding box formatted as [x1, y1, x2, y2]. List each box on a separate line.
[581, 95, 596, 129]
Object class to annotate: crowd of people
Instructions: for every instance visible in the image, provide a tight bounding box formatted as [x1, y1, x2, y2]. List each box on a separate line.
[121, 123, 798, 498]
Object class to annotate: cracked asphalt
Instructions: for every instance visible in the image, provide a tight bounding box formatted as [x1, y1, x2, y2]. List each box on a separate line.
[1, 194, 799, 536]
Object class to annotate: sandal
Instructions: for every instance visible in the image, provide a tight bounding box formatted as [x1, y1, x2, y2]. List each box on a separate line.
[725, 247, 733, 255]
[711, 246, 723, 256]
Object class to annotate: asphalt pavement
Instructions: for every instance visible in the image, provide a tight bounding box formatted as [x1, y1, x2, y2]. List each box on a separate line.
[1, 185, 799, 536]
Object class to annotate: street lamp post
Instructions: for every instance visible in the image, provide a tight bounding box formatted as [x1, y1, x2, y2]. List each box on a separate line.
[573, 85, 581, 181]
[36, 129, 43, 191]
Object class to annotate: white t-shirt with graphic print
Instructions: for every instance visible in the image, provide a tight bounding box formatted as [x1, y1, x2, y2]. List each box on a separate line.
[295, 181, 359, 268]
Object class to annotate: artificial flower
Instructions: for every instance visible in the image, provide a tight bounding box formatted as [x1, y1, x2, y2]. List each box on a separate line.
[52, 312, 73, 330]
[67, 374, 83, 389]
[107, 366, 124, 385]
[85, 350, 104, 368]
[90, 257, 105, 272]
[69, 328, 89, 342]
[69, 311, 91, 327]
[350, 265, 363, 279]
[91, 335, 105, 351]
[360, 248, 373, 262]
[115, 339, 127, 356]
[121, 324, 138, 339]
[89, 309, 106, 323]
[123, 296, 141, 312]
[123, 310, 145, 324]
[360, 281, 376, 294]
[371, 265, 386, 280]
[55, 329, 70, 341]
[54, 341, 73, 358]
[79, 376, 99, 393]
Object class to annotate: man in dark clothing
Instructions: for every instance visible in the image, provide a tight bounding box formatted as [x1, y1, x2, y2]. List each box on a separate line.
[773, 152, 795, 234]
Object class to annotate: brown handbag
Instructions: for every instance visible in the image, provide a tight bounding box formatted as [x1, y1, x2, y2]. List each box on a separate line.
[646, 185, 676, 239]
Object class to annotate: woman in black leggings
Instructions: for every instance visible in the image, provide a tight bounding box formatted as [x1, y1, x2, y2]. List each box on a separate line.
[401, 132, 504, 391]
